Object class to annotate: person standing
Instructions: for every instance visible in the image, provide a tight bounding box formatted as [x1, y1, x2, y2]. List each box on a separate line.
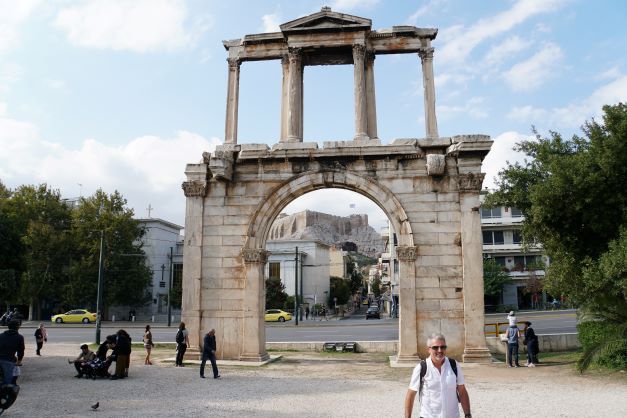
[506, 323, 521, 367]
[523, 321, 540, 366]
[0, 320, 25, 385]
[143, 325, 154, 365]
[404, 333, 472, 418]
[110, 329, 131, 379]
[305, 306, 310, 320]
[34, 323, 48, 356]
[200, 329, 220, 379]
[175, 322, 189, 367]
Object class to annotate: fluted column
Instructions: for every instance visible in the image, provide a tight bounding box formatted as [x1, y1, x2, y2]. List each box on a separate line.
[418, 47, 438, 138]
[240, 248, 270, 362]
[225, 58, 241, 144]
[286, 48, 303, 142]
[280, 55, 289, 142]
[365, 50, 378, 140]
[458, 172, 492, 363]
[353, 44, 369, 141]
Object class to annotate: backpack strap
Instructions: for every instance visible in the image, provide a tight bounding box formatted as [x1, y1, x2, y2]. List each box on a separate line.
[418, 360, 427, 401]
[449, 358, 458, 378]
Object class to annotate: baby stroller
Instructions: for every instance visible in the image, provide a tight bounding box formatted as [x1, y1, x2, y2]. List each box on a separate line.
[83, 359, 111, 380]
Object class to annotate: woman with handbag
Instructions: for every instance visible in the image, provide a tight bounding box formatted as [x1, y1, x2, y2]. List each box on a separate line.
[143, 325, 154, 365]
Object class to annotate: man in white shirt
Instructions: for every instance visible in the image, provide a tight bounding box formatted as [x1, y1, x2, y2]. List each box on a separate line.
[404, 333, 472, 418]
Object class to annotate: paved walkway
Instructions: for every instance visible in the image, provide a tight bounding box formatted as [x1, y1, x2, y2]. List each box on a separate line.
[3, 343, 626, 417]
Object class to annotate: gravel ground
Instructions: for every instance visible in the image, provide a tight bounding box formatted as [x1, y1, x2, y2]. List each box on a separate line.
[3, 343, 626, 417]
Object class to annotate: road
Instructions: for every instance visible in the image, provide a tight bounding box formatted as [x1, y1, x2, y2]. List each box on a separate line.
[17, 309, 577, 344]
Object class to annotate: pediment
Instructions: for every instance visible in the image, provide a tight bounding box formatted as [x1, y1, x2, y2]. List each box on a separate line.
[280, 7, 371, 34]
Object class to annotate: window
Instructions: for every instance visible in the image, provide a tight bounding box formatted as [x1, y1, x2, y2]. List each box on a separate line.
[269, 262, 281, 279]
[483, 230, 505, 245]
[513, 230, 522, 244]
[511, 207, 523, 217]
[159, 282, 166, 288]
[480, 207, 502, 219]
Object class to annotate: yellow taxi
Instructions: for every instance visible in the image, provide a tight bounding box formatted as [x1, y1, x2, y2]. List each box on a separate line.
[51, 309, 97, 324]
[264, 309, 292, 322]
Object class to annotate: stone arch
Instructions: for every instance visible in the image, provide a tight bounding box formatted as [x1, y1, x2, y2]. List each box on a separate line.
[244, 170, 414, 251]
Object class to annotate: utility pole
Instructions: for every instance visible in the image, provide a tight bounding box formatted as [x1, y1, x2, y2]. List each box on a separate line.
[95, 230, 104, 345]
[294, 246, 298, 326]
[167, 246, 173, 327]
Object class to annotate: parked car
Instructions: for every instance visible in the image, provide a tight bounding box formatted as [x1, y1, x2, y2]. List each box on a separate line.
[265, 309, 292, 322]
[365, 306, 380, 320]
[51, 309, 97, 324]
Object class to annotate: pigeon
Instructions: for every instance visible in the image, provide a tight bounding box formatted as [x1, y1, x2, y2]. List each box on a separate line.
[91, 402, 99, 411]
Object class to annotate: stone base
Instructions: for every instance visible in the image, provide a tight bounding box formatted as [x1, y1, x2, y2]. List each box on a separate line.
[239, 352, 270, 362]
[183, 347, 201, 361]
[389, 355, 421, 368]
[273, 141, 319, 150]
[462, 347, 492, 363]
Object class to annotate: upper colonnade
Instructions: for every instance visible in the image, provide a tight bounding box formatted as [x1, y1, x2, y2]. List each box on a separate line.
[222, 7, 439, 144]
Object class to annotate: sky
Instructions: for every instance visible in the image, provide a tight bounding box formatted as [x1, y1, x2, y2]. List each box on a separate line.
[1, 0, 626, 232]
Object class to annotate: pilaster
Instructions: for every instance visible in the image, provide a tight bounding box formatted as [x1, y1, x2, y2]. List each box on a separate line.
[396, 245, 421, 363]
[240, 248, 270, 362]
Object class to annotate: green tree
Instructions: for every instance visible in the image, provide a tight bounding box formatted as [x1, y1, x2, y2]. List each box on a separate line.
[371, 275, 382, 298]
[329, 276, 350, 306]
[65, 189, 151, 310]
[265, 276, 288, 309]
[485, 103, 627, 371]
[483, 258, 512, 298]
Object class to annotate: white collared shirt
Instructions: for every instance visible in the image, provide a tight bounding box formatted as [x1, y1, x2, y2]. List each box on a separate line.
[408, 357, 465, 418]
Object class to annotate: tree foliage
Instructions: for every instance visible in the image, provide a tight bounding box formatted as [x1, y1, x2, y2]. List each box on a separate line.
[265, 276, 288, 309]
[329, 276, 350, 306]
[485, 103, 627, 371]
[483, 258, 512, 297]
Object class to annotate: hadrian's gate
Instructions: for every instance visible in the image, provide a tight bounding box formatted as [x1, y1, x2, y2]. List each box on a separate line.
[181, 8, 493, 363]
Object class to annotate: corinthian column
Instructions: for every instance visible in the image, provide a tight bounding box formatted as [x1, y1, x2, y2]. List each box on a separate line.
[418, 47, 439, 138]
[224, 58, 241, 144]
[280, 55, 289, 142]
[457, 172, 492, 363]
[353, 44, 369, 141]
[365, 50, 378, 140]
[286, 48, 303, 142]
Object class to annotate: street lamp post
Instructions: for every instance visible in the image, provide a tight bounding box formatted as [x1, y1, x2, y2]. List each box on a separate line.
[294, 247, 299, 326]
[95, 230, 104, 345]
[167, 246, 173, 327]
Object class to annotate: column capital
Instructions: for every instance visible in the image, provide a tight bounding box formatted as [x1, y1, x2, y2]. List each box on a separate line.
[288, 47, 302, 63]
[418, 47, 434, 62]
[365, 49, 376, 64]
[397, 246, 419, 261]
[181, 180, 207, 197]
[241, 248, 269, 264]
[352, 44, 366, 59]
[457, 173, 486, 192]
[227, 57, 240, 71]
[281, 54, 289, 66]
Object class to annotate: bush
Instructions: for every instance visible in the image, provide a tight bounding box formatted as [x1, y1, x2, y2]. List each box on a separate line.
[577, 321, 627, 370]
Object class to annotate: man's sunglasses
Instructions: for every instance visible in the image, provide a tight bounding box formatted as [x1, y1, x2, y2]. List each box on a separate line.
[429, 345, 447, 351]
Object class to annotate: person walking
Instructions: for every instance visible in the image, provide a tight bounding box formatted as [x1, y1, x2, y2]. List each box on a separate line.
[200, 329, 220, 379]
[0, 320, 25, 385]
[175, 322, 189, 367]
[305, 306, 310, 320]
[404, 333, 472, 418]
[143, 325, 154, 365]
[34, 323, 47, 356]
[506, 323, 521, 367]
[523, 321, 540, 366]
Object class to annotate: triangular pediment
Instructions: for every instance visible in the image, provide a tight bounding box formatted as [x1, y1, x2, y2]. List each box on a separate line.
[280, 7, 371, 34]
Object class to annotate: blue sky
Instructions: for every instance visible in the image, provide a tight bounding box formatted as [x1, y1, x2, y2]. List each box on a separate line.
[1, 0, 626, 232]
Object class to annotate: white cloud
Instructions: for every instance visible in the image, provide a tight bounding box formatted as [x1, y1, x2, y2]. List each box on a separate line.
[45, 79, 66, 90]
[438, 0, 566, 65]
[482, 131, 534, 189]
[435, 72, 471, 88]
[53, 0, 209, 53]
[261, 13, 281, 33]
[0, 110, 221, 224]
[438, 96, 489, 120]
[484, 36, 532, 68]
[597, 66, 621, 81]
[329, 0, 379, 11]
[505, 75, 627, 128]
[0, 0, 41, 54]
[503, 43, 563, 91]
[407, 0, 447, 25]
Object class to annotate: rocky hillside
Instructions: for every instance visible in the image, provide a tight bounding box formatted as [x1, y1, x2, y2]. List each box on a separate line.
[268, 210, 385, 258]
